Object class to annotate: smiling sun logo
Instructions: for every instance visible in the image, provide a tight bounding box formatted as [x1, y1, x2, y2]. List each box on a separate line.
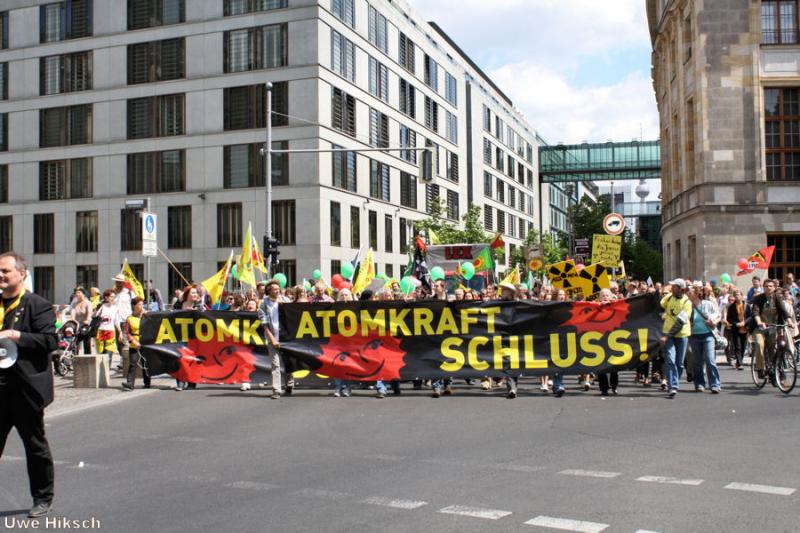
[175, 339, 257, 384]
[563, 300, 630, 334]
[316, 333, 407, 381]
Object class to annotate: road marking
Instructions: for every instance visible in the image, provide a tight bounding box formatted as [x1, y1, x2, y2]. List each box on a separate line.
[361, 497, 428, 510]
[636, 475, 704, 486]
[225, 481, 279, 491]
[292, 488, 351, 500]
[363, 454, 407, 461]
[169, 436, 206, 443]
[724, 482, 796, 496]
[1, 455, 24, 462]
[438, 505, 512, 520]
[524, 516, 609, 532]
[634, 530, 661, 533]
[490, 463, 545, 473]
[559, 469, 621, 479]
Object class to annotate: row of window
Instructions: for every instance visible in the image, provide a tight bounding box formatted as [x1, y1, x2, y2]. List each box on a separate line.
[483, 171, 534, 216]
[482, 205, 531, 240]
[329, 202, 404, 254]
[482, 105, 534, 164]
[483, 137, 534, 189]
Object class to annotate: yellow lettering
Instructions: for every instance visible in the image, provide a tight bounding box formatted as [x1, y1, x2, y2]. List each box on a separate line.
[436, 307, 460, 335]
[578, 331, 605, 367]
[360, 309, 386, 337]
[388, 308, 412, 336]
[460, 308, 480, 335]
[296, 313, 319, 339]
[440, 337, 464, 372]
[216, 319, 240, 343]
[317, 311, 336, 337]
[551, 332, 577, 368]
[242, 320, 264, 345]
[413, 308, 435, 336]
[524, 335, 547, 369]
[155, 320, 177, 344]
[196, 318, 214, 342]
[480, 307, 502, 334]
[467, 336, 490, 371]
[337, 310, 358, 337]
[493, 336, 520, 370]
[175, 318, 193, 341]
[607, 330, 633, 366]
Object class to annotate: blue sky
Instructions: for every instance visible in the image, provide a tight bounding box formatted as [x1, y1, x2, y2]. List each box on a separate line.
[406, 0, 659, 145]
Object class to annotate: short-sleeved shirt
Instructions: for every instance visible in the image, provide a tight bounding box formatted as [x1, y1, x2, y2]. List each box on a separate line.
[126, 315, 141, 343]
[661, 294, 692, 338]
[97, 304, 120, 332]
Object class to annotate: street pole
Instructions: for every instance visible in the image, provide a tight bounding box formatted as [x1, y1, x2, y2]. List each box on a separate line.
[145, 197, 151, 308]
[265, 82, 273, 279]
[610, 181, 615, 213]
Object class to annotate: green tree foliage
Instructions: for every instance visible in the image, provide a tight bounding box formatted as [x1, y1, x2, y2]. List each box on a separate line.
[510, 230, 568, 268]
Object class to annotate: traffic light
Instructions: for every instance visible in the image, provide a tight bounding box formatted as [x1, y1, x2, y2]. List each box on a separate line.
[264, 237, 280, 269]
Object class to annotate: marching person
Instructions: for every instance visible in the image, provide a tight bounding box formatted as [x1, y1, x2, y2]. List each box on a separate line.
[122, 297, 150, 390]
[688, 283, 722, 393]
[596, 288, 619, 396]
[259, 280, 293, 399]
[0, 252, 59, 518]
[112, 273, 133, 375]
[498, 280, 521, 399]
[660, 279, 692, 398]
[751, 279, 792, 381]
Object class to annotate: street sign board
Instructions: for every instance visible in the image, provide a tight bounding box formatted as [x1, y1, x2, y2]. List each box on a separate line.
[592, 234, 622, 265]
[142, 240, 157, 257]
[142, 212, 157, 242]
[602, 213, 625, 236]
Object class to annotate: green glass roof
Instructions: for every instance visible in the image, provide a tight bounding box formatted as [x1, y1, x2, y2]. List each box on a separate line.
[539, 140, 661, 183]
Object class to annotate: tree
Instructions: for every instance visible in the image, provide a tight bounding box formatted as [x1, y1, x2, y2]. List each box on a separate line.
[509, 229, 568, 270]
[623, 237, 664, 283]
[569, 195, 611, 248]
[415, 201, 489, 245]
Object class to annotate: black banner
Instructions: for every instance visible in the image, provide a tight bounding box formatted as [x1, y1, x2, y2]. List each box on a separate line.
[141, 295, 663, 383]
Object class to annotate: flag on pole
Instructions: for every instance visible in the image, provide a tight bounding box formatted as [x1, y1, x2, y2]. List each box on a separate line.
[490, 232, 505, 250]
[353, 249, 375, 294]
[737, 245, 776, 276]
[498, 266, 520, 290]
[472, 246, 496, 272]
[428, 228, 441, 245]
[251, 233, 267, 273]
[527, 270, 535, 290]
[348, 248, 362, 281]
[120, 260, 144, 299]
[202, 251, 233, 306]
[237, 223, 257, 288]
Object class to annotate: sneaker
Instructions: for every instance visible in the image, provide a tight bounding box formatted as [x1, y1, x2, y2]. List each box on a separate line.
[175, 386, 184, 392]
[443, 386, 453, 396]
[554, 388, 565, 398]
[270, 392, 281, 399]
[660, 380, 667, 391]
[121, 382, 133, 391]
[258, 382, 270, 388]
[507, 390, 517, 399]
[600, 390, 609, 396]
[694, 386, 705, 392]
[343, 390, 351, 397]
[28, 501, 53, 518]
[711, 388, 721, 394]
[668, 389, 677, 398]
[611, 388, 618, 396]
[240, 383, 251, 391]
[376, 392, 385, 399]
[432, 389, 441, 398]
[333, 391, 341, 397]
[480, 378, 492, 391]
[583, 380, 591, 391]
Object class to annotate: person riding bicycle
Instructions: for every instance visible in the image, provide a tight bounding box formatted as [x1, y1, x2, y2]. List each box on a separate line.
[751, 279, 792, 379]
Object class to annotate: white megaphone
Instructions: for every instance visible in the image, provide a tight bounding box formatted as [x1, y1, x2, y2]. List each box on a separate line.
[0, 337, 18, 369]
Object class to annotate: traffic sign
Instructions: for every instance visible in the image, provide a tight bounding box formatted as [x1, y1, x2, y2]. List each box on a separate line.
[602, 213, 625, 236]
[142, 240, 157, 257]
[142, 212, 157, 241]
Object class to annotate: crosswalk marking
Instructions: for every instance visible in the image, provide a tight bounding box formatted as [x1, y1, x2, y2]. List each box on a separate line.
[361, 497, 428, 509]
[292, 488, 351, 500]
[438, 505, 512, 520]
[724, 482, 796, 496]
[225, 481, 279, 491]
[636, 475, 704, 486]
[524, 515, 609, 532]
[559, 469, 621, 479]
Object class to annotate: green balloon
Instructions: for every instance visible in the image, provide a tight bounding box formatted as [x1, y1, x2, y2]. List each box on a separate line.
[461, 262, 476, 280]
[303, 281, 312, 291]
[312, 269, 322, 281]
[231, 265, 240, 280]
[273, 273, 288, 288]
[377, 273, 388, 281]
[720, 273, 732, 284]
[430, 266, 445, 282]
[341, 262, 355, 279]
[400, 276, 414, 296]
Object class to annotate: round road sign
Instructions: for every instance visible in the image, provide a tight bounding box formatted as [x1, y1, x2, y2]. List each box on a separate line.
[603, 213, 625, 236]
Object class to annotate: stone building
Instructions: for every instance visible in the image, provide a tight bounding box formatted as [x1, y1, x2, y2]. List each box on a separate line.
[647, 0, 800, 282]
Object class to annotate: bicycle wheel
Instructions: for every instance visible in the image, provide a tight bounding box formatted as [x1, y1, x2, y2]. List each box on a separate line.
[751, 352, 767, 389]
[774, 349, 797, 394]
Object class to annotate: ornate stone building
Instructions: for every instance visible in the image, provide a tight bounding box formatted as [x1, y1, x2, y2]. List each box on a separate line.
[647, 0, 800, 282]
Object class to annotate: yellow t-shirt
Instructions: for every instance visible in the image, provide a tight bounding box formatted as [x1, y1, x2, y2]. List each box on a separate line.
[661, 294, 692, 338]
[126, 315, 141, 343]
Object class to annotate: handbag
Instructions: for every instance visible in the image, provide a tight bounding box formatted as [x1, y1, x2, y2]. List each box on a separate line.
[694, 303, 728, 350]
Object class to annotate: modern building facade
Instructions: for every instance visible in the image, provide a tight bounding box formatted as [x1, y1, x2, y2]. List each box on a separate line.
[647, 0, 800, 282]
[0, 0, 546, 302]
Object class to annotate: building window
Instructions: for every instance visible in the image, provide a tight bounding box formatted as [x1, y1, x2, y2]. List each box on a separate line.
[40, 0, 92, 43]
[76, 211, 97, 253]
[400, 171, 417, 209]
[399, 79, 416, 118]
[497, 210, 505, 234]
[483, 105, 491, 131]
[128, 38, 184, 84]
[0, 166, 5, 203]
[445, 111, 457, 144]
[507, 155, 514, 178]
[509, 187, 516, 209]
[127, 94, 183, 139]
[272, 200, 295, 245]
[40, 104, 91, 147]
[495, 147, 504, 172]
[331, 0, 354, 27]
[767, 233, 800, 281]
[331, 87, 356, 137]
[217, 203, 242, 248]
[484, 205, 493, 231]
[369, 159, 390, 202]
[483, 171, 493, 197]
[368, 210, 377, 250]
[446, 190, 459, 221]
[368, 56, 389, 102]
[34, 267, 55, 303]
[0, 63, 6, 100]
[168, 262, 191, 296]
[424, 55, 439, 91]
[683, 14, 693, 61]
[425, 138, 441, 176]
[224, 24, 286, 72]
[446, 151, 459, 183]
[224, 141, 288, 188]
[0, 215, 12, 253]
[400, 125, 417, 164]
[496, 178, 505, 203]
[398, 32, 415, 74]
[384, 215, 393, 253]
[426, 183, 439, 214]
[128, 0, 185, 30]
[368, 5, 388, 53]
[483, 138, 492, 164]
[34, 214, 55, 254]
[424, 96, 438, 133]
[399, 217, 407, 252]
[332, 145, 357, 191]
[0, 113, 5, 152]
[765, 87, 800, 180]
[331, 30, 356, 82]
[0, 12, 7, 50]
[275, 260, 296, 287]
[39, 158, 92, 200]
[168, 205, 191, 249]
[330, 201, 341, 246]
[120, 209, 142, 251]
[223, 82, 287, 131]
[127, 150, 185, 193]
[224, 0, 287, 16]
[40, 51, 92, 95]
[762, 0, 798, 45]
[444, 72, 457, 106]
[76, 265, 97, 291]
[350, 205, 360, 248]
[369, 108, 389, 148]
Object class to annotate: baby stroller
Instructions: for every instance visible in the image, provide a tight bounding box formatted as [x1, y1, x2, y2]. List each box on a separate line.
[53, 315, 100, 376]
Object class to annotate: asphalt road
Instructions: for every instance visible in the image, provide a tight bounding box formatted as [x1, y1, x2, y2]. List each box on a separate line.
[2, 363, 799, 533]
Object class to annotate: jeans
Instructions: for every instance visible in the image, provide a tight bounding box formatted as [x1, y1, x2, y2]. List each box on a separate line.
[432, 377, 452, 392]
[334, 380, 352, 395]
[689, 333, 720, 390]
[663, 336, 688, 392]
[552, 373, 564, 392]
[125, 349, 151, 388]
[375, 381, 387, 394]
[269, 345, 294, 394]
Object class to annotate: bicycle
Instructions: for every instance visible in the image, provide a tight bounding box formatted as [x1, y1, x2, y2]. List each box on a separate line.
[750, 324, 797, 394]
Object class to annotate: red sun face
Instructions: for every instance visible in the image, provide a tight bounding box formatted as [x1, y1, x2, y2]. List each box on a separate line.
[563, 300, 630, 334]
[175, 339, 256, 384]
[317, 333, 407, 381]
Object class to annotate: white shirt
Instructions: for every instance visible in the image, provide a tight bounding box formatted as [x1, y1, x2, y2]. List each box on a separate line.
[97, 304, 121, 332]
[116, 288, 133, 321]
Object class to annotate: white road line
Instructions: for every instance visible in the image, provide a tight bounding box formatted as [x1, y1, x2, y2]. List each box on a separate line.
[225, 481, 279, 491]
[1, 455, 24, 461]
[361, 497, 428, 510]
[490, 463, 545, 473]
[634, 530, 661, 533]
[636, 475, 704, 486]
[292, 488, 351, 501]
[169, 436, 206, 443]
[363, 454, 407, 461]
[724, 482, 796, 496]
[524, 516, 609, 532]
[438, 505, 512, 520]
[559, 469, 621, 479]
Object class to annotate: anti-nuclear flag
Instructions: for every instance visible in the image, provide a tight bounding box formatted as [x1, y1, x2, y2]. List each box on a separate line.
[250, 233, 267, 274]
[472, 246, 495, 272]
[353, 249, 375, 294]
[737, 246, 776, 276]
[237, 223, 257, 288]
[140, 295, 664, 384]
[121, 260, 144, 299]
[202, 251, 233, 306]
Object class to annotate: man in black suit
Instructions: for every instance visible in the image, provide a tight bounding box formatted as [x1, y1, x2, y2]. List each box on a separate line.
[0, 252, 58, 518]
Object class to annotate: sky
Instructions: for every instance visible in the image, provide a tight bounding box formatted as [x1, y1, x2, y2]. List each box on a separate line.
[406, 0, 659, 145]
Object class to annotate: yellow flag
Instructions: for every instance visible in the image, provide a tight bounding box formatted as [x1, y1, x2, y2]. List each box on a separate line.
[202, 252, 233, 305]
[237, 223, 256, 287]
[121, 261, 144, 299]
[352, 249, 375, 294]
[251, 233, 268, 273]
[428, 228, 441, 245]
[500, 266, 520, 287]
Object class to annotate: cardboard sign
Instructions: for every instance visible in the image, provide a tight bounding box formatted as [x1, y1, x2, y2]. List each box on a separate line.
[592, 234, 622, 266]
